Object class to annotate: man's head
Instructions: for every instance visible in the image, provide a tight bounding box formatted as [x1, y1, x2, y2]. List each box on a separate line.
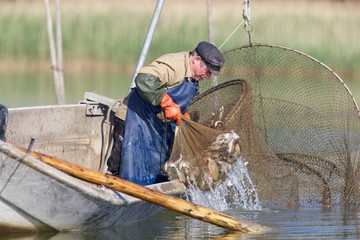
[196, 41, 224, 75]
[190, 41, 225, 81]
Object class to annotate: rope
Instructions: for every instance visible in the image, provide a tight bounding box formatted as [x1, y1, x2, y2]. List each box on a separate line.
[0, 138, 35, 195]
[219, 0, 252, 50]
[99, 100, 121, 173]
[219, 20, 245, 50]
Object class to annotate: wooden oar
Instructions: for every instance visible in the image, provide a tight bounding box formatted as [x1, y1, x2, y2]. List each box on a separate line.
[14, 146, 266, 233]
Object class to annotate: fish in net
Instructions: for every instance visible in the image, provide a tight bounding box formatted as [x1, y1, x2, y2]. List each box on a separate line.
[163, 80, 247, 191]
[190, 43, 360, 208]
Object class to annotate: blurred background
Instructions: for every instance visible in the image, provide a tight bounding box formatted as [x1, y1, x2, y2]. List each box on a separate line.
[0, 0, 359, 107]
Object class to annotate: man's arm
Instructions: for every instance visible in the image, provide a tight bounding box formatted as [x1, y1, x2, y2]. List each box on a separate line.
[135, 73, 166, 106]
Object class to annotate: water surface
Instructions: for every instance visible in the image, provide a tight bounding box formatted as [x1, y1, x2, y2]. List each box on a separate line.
[3, 205, 360, 240]
[1, 72, 360, 108]
[0, 72, 132, 108]
[3, 160, 360, 240]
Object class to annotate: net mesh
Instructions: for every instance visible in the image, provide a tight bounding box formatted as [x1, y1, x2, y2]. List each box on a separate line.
[164, 80, 244, 190]
[169, 44, 360, 208]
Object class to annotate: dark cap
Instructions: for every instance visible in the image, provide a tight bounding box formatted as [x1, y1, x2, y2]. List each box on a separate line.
[195, 41, 225, 76]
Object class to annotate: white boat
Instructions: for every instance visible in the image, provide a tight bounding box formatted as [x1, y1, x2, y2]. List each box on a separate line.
[0, 93, 186, 233]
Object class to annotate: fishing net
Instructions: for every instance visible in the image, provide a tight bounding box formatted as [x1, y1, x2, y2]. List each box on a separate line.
[168, 43, 360, 208]
[164, 80, 245, 190]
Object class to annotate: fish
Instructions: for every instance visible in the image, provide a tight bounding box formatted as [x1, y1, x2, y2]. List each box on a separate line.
[163, 130, 241, 190]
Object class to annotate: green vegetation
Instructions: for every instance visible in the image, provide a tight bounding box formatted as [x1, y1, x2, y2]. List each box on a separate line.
[0, 2, 358, 79]
[0, 0, 359, 107]
[0, 12, 150, 64]
[251, 13, 360, 79]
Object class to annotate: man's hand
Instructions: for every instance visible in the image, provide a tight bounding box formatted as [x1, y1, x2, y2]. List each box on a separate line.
[160, 93, 181, 125]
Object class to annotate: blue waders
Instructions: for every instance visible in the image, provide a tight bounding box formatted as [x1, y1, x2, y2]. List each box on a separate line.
[119, 79, 198, 185]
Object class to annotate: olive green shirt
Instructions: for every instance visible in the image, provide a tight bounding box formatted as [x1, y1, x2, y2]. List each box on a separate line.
[115, 51, 192, 120]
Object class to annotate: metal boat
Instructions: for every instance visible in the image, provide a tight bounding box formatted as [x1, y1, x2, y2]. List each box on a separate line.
[0, 94, 186, 233]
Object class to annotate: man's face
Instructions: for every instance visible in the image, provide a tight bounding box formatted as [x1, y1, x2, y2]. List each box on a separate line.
[192, 56, 212, 81]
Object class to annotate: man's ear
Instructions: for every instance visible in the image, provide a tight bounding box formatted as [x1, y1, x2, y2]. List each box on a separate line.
[193, 56, 201, 64]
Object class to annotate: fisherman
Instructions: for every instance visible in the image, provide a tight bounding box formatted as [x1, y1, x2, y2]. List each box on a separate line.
[107, 41, 225, 185]
[0, 104, 8, 141]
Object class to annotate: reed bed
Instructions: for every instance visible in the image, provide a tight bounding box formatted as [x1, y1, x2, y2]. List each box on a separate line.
[0, 0, 358, 78]
[0, 0, 359, 107]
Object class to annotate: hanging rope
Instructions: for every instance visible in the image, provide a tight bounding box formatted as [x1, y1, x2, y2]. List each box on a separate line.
[219, 0, 252, 49]
[219, 21, 245, 50]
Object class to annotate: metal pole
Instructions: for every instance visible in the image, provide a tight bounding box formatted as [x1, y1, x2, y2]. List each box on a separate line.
[44, 0, 65, 105]
[128, 0, 165, 91]
[55, 0, 65, 104]
[207, 0, 214, 44]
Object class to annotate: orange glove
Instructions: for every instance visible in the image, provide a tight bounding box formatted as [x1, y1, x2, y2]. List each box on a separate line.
[160, 93, 181, 125]
[183, 111, 191, 120]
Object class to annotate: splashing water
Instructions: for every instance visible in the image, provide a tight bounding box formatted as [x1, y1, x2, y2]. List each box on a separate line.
[184, 156, 262, 212]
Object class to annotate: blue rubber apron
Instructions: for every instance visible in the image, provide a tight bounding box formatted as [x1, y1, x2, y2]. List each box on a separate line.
[119, 78, 199, 185]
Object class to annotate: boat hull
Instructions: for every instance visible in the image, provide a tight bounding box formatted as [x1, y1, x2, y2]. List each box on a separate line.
[0, 102, 186, 233]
